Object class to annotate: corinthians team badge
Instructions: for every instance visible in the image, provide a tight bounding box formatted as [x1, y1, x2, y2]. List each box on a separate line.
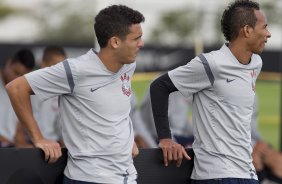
[120, 73, 131, 97]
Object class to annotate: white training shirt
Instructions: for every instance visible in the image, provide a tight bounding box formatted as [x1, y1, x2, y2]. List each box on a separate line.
[169, 44, 261, 180]
[25, 49, 137, 184]
[31, 96, 61, 141]
[0, 76, 18, 142]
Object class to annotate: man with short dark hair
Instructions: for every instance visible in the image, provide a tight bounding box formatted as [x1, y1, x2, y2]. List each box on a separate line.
[6, 5, 144, 184]
[41, 46, 66, 67]
[0, 49, 35, 147]
[14, 46, 66, 148]
[150, 1, 271, 184]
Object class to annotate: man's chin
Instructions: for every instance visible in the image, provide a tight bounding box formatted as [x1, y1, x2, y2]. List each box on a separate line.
[125, 58, 136, 64]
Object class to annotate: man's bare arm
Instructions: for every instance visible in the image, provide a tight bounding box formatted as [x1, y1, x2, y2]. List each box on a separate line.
[6, 76, 61, 163]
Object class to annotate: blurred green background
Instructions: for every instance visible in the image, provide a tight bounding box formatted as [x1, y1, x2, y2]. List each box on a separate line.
[256, 80, 281, 150]
[132, 76, 281, 150]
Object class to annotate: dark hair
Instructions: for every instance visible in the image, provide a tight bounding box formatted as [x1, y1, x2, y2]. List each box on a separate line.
[43, 46, 66, 63]
[11, 49, 35, 69]
[94, 5, 145, 48]
[221, 0, 260, 42]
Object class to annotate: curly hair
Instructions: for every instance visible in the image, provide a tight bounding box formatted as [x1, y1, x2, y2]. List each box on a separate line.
[221, 0, 260, 42]
[94, 5, 145, 48]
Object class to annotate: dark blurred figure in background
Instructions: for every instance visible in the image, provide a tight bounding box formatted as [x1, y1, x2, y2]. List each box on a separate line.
[0, 49, 35, 147]
[140, 87, 193, 148]
[15, 46, 66, 147]
[251, 98, 282, 184]
[130, 91, 158, 148]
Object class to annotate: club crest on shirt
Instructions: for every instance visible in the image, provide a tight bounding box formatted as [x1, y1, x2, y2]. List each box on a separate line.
[120, 73, 131, 97]
[251, 70, 256, 92]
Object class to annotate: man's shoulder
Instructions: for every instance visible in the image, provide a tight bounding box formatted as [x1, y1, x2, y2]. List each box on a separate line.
[251, 54, 262, 62]
[67, 49, 96, 64]
[196, 51, 219, 66]
[65, 49, 100, 74]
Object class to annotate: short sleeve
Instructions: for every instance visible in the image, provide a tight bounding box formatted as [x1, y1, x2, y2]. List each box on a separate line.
[25, 61, 76, 101]
[168, 56, 213, 98]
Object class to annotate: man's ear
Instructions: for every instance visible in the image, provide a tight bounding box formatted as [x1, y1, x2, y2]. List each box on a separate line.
[109, 36, 121, 49]
[242, 25, 253, 38]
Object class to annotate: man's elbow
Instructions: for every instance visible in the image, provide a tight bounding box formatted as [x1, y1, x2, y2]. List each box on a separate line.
[5, 78, 18, 97]
[5, 76, 32, 97]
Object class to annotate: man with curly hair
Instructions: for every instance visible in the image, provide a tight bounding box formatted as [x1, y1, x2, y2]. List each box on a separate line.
[150, 0, 271, 184]
[6, 5, 145, 184]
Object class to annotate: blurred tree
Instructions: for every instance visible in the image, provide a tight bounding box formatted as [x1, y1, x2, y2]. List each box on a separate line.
[214, 0, 282, 45]
[31, 1, 95, 45]
[0, 0, 95, 45]
[213, 8, 225, 45]
[0, 1, 16, 19]
[149, 8, 203, 47]
[260, 0, 282, 25]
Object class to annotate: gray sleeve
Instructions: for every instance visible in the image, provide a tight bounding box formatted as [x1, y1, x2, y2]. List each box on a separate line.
[168, 55, 214, 99]
[25, 61, 77, 101]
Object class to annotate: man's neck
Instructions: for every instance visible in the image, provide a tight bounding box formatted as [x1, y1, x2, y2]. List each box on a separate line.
[228, 42, 252, 65]
[97, 50, 123, 73]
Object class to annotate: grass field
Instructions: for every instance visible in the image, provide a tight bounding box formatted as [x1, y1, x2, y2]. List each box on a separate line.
[132, 74, 281, 150]
[256, 80, 281, 150]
